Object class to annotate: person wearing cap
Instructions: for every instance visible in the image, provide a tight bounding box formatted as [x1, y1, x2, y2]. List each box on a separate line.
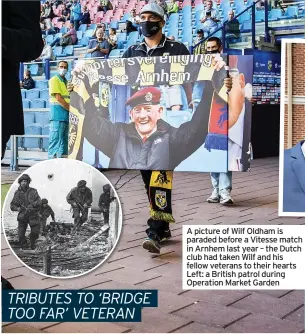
[194, 29, 204, 46]
[66, 180, 93, 229]
[98, 184, 115, 224]
[38, 199, 55, 234]
[10, 174, 42, 249]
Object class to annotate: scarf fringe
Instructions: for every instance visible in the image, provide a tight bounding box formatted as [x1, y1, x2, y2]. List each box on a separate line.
[205, 133, 228, 152]
[150, 208, 175, 223]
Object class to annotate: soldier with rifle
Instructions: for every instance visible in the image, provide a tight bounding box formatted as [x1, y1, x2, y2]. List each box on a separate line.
[66, 180, 93, 229]
[10, 174, 42, 249]
[98, 184, 116, 224]
[38, 199, 56, 235]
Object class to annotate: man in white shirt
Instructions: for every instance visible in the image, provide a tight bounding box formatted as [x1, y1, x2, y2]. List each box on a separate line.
[36, 39, 54, 61]
[126, 9, 141, 34]
[200, 0, 219, 36]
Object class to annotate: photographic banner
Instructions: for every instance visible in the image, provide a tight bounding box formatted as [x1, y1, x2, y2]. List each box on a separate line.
[68, 54, 230, 172]
[68, 54, 252, 172]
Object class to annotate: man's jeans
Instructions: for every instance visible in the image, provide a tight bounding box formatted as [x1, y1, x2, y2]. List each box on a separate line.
[202, 24, 218, 37]
[211, 171, 232, 196]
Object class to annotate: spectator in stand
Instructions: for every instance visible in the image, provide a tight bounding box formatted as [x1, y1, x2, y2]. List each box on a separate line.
[44, 18, 58, 36]
[66, 0, 73, 9]
[48, 61, 70, 159]
[156, 0, 168, 18]
[107, 28, 117, 50]
[54, 0, 63, 8]
[200, 0, 219, 36]
[42, 1, 55, 19]
[58, 4, 70, 22]
[225, 10, 240, 46]
[70, 0, 82, 31]
[36, 39, 54, 62]
[86, 28, 110, 58]
[93, 22, 108, 37]
[194, 28, 204, 45]
[98, 0, 113, 13]
[51, 22, 77, 46]
[20, 70, 35, 90]
[167, 0, 179, 17]
[126, 9, 141, 34]
[2, 0, 44, 158]
[80, 6, 91, 25]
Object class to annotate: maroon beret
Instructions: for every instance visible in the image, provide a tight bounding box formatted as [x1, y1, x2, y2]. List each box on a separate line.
[125, 87, 161, 108]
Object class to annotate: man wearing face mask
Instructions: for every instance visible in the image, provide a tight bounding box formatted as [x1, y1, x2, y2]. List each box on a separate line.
[48, 61, 70, 159]
[66, 180, 93, 229]
[120, 3, 232, 253]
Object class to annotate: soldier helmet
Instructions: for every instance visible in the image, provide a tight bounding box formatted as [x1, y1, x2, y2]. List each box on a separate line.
[103, 184, 110, 191]
[18, 174, 31, 184]
[77, 180, 87, 187]
[41, 199, 48, 204]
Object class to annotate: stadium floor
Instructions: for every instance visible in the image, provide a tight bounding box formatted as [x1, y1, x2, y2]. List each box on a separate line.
[1, 157, 304, 333]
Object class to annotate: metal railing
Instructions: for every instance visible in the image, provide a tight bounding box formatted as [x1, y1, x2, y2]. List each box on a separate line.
[190, 0, 269, 54]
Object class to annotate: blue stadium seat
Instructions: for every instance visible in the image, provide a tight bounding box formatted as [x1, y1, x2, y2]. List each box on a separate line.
[24, 124, 42, 149]
[120, 13, 131, 22]
[76, 30, 83, 40]
[79, 36, 90, 46]
[125, 31, 139, 48]
[117, 32, 127, 42]
[35, 112, 49, 125]
[35, 80, 48, 89]
[90, 24, 97, 30]
[60, 27, 68, 34]
[21, 90, 26, 99]
[78, 24, 88, 32]
[269, 8, 282, 21]
[84, 29, 94, 38]
[255, 9, 265, 22]
[6, 137, 11, 149]
[195, 4, 204, 11]
[40, 89, 49, 100]
[110, 20, 119, 29]
[239, 11, 251, 23]
[25, 89, 40, 100]
[109, 49, 123, 58]
[240, 20, 252, 32]
[55, 33, 63, 39]
[46, 34, 54, 44]
[42, 125, 50, 151]
[24, 112, 35, 126]
[63, 45, 74, 56]
[28, 64, 39, 76]
[45, 100, 50, 108]
[281, 6, 299, 19]
[22, 99, 30, 109]
[54, 46, 63, 57]
[30, 99, 46, 109]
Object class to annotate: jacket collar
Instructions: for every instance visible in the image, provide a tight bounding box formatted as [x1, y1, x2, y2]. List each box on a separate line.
[290, 140, 305, 195]
[135, 34, 167, 54]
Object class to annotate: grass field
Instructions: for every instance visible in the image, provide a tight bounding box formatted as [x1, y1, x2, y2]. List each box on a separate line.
[1, 184, 11, 208]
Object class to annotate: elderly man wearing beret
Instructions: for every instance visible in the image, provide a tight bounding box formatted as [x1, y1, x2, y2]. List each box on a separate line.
[66, 180, 93, 229]
[10, 174, 42, 249]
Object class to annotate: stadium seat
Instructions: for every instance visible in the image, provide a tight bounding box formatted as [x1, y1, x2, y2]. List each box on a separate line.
[45, 100, 50, 108]
[125, 31, 139, 48]
[54, 32, 63, 39]
[195, 4, 204, 11]
[76, 30, 83, 41]
[24, 124, 42, 149]
[21, 90, 26, 99]
[255, 9, 265, 22]
[84, 29, 94, 38]
[60, 27, 68, 33]
[79, 36, 90, 46]
[42, 125, 50, 151]
[238, 11, 251, 23]
[63, 45, 74, 56]
[281, 6, 299, 19]
[117, 32, 127, 43]
[109, 49, 123, 58]
[78, 24, 88, 32]
[35, 80, 48, 89]
[24, 112, 35, 126]
[46, 34, 54, 44]
[109, 20, 119, 29]
[53, 46, 63, 57]
[22, 99, 30, 109]
[269, 8, 282, 21]
[35, 111, 49, 125]
[240, 20, 252, 32]
[166, 110, 192, 128]
[29, 64, 39, 76]
[40, 89, 49, 100]
[30, 99, 46, 109]
[90, 23, 97, 30]
[25, 89, 40, 100]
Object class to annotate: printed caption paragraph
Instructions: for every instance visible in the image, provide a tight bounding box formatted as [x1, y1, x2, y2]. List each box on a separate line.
[183, 225, 305, 290]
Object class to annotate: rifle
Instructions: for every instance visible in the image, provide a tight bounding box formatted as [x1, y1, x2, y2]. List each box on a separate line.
[73, 199, 91, 213]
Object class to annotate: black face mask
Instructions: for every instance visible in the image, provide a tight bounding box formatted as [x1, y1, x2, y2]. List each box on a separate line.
[140, 21, 162, 37]
[206, 49, 220, 54]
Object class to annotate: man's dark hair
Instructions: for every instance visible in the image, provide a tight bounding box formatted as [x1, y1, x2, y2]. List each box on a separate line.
[207, 36, 222, 48]
[58, 60, 69, 67]
[110, 28, 117, 34]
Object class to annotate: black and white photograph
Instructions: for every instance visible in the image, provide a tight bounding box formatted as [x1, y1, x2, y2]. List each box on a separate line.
[2, 159, 122, 278]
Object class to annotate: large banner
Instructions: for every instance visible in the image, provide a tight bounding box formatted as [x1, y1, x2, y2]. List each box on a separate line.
[68, 54, 252, 172]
